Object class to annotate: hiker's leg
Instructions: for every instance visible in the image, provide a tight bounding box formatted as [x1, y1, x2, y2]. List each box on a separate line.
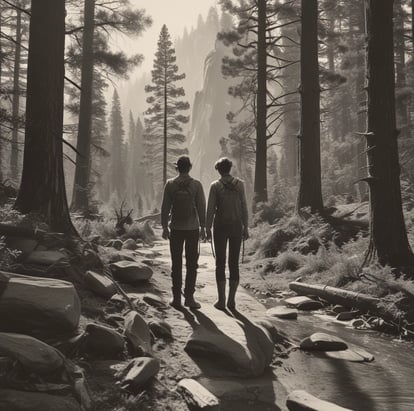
[213, 226, 228, 309]
[213, 226, 227, 283]
[184, 229, 200, 308]
[227, 226, 242, 309]
[170, 230, 185, 307]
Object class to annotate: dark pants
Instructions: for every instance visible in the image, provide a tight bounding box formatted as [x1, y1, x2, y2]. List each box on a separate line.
[213, 223, 242, 282]
[170, 229, 199, 297]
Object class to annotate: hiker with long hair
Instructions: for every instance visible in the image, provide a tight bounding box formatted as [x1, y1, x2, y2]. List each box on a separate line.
[161, 155, 206, 309]
[206, 157, 249, 310]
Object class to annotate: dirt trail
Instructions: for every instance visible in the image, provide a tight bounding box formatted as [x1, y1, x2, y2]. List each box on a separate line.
[140, 238, 289, 411]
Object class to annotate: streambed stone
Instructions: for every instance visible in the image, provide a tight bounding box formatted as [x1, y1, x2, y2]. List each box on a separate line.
[300, 333, 348, 351]
[266, 306, 298, 320]
[110, 260, 153, 283]
[287, 390, 352, 411]
[285, 296, 324, 311]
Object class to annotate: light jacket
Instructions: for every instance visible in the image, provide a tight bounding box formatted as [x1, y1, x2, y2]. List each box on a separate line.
[161, 174, 206, 230]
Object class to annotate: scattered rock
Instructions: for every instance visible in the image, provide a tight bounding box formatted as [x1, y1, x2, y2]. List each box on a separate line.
[0, 271, 81, 335]
[143, 292, 167, 308]
[285, 296, 324, 311]
[122, 239, 138, 250]
[0, 332, 64, 375]
[335, 311, 357, 322]
[324, 349, 366, 362]
[185, 307, 274, 378]
[124, 311, 152, 355]
[332, 305, 349, 314]
[149, 321, 173, 339]
[120, 357, 160, 393]
[177, 378, 220, 411]
[254, 319, 285, 344]
[26, 250, 68, 266]
[0, 389, 81, 411]
[350, 318, 367, 329]
[105, 239, 123, 250]
[83, 323, 124, 358]
[300, 333, 348, 352]
[84, 271, 117, 299]
[266, 306, 298, 320]
[286, 390, 352, 411]
[110, 260, 153, 283]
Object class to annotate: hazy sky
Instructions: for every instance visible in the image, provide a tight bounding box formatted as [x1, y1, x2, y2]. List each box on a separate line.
[117, 0, 219, 75]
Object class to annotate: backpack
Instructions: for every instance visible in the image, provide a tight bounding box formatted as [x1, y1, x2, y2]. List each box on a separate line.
[215, 178, 242, 224]
[171, 179, 195, 224]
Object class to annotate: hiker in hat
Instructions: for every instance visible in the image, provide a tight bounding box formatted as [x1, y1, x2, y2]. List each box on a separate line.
[161, 155, 206, 309]
[206, 157, 249, 310]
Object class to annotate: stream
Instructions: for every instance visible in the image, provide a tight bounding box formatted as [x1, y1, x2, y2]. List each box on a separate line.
[264, 298, 414, 411]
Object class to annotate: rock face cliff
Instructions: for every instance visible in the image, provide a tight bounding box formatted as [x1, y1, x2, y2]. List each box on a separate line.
[189, 39, 238, 191]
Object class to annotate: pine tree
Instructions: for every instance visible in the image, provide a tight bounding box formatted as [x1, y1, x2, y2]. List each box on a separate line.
[108, 89, 125, 198]
[144, 25, 190, 189]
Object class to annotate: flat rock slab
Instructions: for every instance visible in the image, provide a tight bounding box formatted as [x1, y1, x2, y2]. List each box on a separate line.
[26, 250, 68, 266]
[110, 261, 153, 283]
[0, 271, 80, 335]
[178, 378, 220, 411]
[84, 271, 116, 299]
[124, 311, 152, 355]
[285, 296, 324, 311]
[266, 306, 298, 320]
[122, 239, 138, 250]
[84, 323, 124, 358]
[300, 333, 348, 352]
[0, 332, 64, 375]
[0, 389, 81, 411]
[143, 292, 167, 308]
[184, 306, 274, 378]
[287, 390, 352, 411]
[120, 357, 160, 393]
[325, 347, 374, 363]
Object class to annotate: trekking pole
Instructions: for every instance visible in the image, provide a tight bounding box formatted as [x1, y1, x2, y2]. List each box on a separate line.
[210, 238, 216, 260]
[241, 238, 245, 264]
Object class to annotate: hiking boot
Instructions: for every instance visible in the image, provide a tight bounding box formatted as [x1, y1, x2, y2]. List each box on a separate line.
[184, 295, 201, 309]
[169, 288, 182, 308]
[227, 280, 239, 309]
[214, 281, 226, 310]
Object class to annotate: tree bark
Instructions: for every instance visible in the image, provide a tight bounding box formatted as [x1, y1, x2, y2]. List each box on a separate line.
[71, 0, 96, 213]
[0, 4, 3, 182]
[254, 0, 268, 204]
[364, 0, 414, 270]
[297, 0, 324, 213]
[10, 5, 22, 182]
[14, 0, 75, 234]
[163, 61, 167, 187]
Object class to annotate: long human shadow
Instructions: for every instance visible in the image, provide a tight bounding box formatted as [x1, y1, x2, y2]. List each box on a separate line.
[181, 307, 280, 411]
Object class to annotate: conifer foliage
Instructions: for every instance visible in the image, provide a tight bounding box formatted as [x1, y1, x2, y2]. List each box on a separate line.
[145, 25, 190, 190]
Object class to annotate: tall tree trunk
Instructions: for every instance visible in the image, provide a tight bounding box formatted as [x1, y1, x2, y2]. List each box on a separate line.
[0, 4, 3, 182]
[394, 2, 409, 139]
[254, 0, 268, 205]
[163, 66, 167, 186]
[15, 0, 75, 234]
[297, 0, 324, 213]
[364, 0, 413, 269]
[355, 0, 368, 201]
[71, 0, 95, 213]
[10, 5, 22, 182]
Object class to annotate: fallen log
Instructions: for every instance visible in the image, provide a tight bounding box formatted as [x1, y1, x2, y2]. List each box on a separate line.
[135, 213, 161, 224]
[289, 282, 381, 314]
[288, 282, 409, 333]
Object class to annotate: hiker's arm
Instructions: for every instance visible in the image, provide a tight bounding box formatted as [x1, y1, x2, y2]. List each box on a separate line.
[196, 182, 206, 228]
[206, 183, 217, 231]
[240, 181, 249, 230]
[161, 182, 171, 229]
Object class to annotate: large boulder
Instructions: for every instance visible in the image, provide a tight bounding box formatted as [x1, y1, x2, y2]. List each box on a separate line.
[84, 271, 117, 299]
[119, 357, 160, 393]
[0, 389, 81, 411]
[26, 250, 69, 266]
[110, 261, 153, 284]
[0, 271, 80, 335]
[185, 307, 274, 378]
[124, 311, 152, 355]
[0, 333, 64, 375]
[300, 333, 348, 352]
[286, 390, 352, 411]
[83, 323, 124, 358]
